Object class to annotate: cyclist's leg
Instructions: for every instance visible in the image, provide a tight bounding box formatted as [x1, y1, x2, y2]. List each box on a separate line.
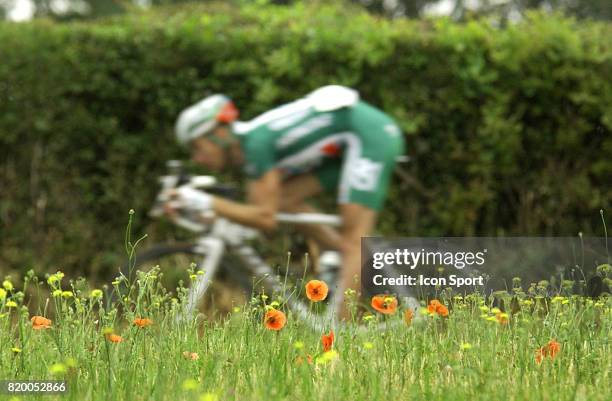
[338, 203, 377, 318]
[279, 174, 322, 211]
[279, 172, 343, 251]
[335, 108, 405, 319]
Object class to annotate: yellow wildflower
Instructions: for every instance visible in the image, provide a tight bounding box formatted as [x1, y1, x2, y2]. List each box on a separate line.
[182, 379, 199, 391]
[199, 393, 218, 401]
[49, 363, 67, 376]
[315, 350, 339, 365]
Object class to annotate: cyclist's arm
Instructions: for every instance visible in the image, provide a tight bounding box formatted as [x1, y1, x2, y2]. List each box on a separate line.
[211, 169, 280, 232]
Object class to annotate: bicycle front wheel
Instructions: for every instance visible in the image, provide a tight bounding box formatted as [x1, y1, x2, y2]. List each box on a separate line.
[119, 242, 252, 317]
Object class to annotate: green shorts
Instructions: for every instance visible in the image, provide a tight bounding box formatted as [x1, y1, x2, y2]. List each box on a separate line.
[314, 110, 405, 211]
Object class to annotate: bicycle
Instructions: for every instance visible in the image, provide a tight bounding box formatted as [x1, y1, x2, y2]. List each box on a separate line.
[120, 160, 419, 330]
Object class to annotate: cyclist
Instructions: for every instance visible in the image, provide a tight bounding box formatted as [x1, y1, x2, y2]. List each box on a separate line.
[168, 85, 405, 319]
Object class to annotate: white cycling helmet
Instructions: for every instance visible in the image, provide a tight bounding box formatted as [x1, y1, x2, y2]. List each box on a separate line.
[175, 94, 239, 145]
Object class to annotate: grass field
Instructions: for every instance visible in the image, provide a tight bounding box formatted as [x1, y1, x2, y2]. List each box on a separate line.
[0, 266, 610, 401]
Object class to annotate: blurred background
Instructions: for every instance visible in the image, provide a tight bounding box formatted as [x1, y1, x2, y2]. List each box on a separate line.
[1, 0, 611, 283]
[2, 1, 612, 21]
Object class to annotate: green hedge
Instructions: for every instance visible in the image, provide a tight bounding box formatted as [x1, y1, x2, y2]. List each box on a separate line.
[1, 2, 611, 276]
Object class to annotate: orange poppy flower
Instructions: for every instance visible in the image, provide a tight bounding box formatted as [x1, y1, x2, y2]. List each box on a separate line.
[31, 316, 52, 330]
[371, 295, 398, 314]
[264, 309, 287, 331]
[305, 280, 328, 302]
[535, 347, 545, 364]
[496, 312, 509, 325]
[428, 299, 442, 308]
[106, 333, 123, 343]
[296, 354, 313, 366]
[321, 331, 334, 352]
[535, 339, 561, 364]
[437, 304, 449, 317]
[427, 299, 441, 314]
[404, 309, 414, 326]
[182, 351, 199, 360]
[133, 318, 153, 328]
[427, 299, 449, 317]
[547, 340, 560, 358]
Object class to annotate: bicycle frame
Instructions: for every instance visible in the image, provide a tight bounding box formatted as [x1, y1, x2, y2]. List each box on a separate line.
[179, 215, 342, 329]
[184, 235, 340, 329]
[149, 161, 343, 328]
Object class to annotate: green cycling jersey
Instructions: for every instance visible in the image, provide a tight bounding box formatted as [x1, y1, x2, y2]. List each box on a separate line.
[232, 86, 404, 211]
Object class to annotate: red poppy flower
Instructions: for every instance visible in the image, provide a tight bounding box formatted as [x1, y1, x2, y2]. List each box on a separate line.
[106, 333, 123, 343]
[371, 295, 398, 315]
[321, 331, 334, 352]
[305, 280, 329, 302]
[427, 299, 449, 317]
[133, 318, 153, 328]
[264, 309, 287, 331]
[31, 316, 52, 330]
[404, 309, 414, 326]
[535, 339, 561, 364]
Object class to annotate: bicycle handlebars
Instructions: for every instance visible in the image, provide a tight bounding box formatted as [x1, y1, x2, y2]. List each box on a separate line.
[151, 160, 344, 232]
